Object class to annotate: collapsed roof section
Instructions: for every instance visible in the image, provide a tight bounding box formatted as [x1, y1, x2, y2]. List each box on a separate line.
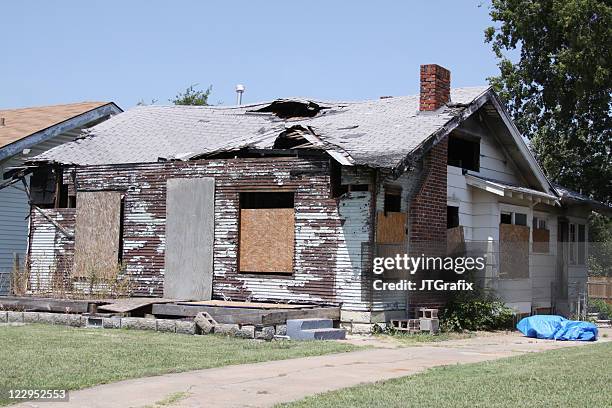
[29, 87, 491, 171]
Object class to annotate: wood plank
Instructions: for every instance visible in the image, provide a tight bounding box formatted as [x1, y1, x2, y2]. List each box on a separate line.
[239, 208, 294, 273]
[73, 191, 122, 278]
[179, 300, 316, 309]
[98, 298, 179, 313]
[0, 296, 93, 313]
[152, 303, 269, 324]
[262, 307, 341, 325]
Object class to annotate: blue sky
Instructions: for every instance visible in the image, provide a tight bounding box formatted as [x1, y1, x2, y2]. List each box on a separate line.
[1, 1, 499, 110]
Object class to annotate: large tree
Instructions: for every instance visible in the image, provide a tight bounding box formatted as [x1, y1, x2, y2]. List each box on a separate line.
[485, 0, 611, 204]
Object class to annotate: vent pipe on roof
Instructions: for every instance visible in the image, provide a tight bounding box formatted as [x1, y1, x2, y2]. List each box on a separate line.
[235, 84, 245, 105]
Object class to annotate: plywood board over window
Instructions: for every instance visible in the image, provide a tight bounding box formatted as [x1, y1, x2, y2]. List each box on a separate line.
[239, 208, 295, 273]
[532, 228, 550, 253]
[73, 191, 122, 279]
[376, 211, 407, 243]
[499, 223, 530, 279]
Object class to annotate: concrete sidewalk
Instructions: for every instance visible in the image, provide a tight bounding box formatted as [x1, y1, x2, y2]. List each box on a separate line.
[15, 331, 608, 408]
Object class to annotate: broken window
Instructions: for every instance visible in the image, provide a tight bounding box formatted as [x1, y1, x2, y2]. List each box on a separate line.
[377, 186, 406, 243]
[447, 134, 480, 171]
[384, 185, 402, 213]
[29, 168, 56, 208]
[239, 192, 295, 274]
[447, 206, 459, 229]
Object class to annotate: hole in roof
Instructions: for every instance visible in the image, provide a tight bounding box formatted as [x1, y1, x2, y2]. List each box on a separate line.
[254, 100, 327, 119]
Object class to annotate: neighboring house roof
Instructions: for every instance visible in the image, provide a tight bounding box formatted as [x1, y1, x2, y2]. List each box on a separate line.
[0, 102, 122, 162]
[31, 87, 489, 168]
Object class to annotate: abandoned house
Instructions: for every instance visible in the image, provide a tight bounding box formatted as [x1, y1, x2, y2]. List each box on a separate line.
[8, 64, 610, 326]
[0, 102, 121, 294]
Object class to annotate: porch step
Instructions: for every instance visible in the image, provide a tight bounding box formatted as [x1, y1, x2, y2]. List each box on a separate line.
[287, 318, 345, 340]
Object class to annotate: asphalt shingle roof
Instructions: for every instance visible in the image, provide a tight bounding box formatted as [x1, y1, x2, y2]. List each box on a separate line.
[0, 102, 112, 149]
[32, 87, 490, 168]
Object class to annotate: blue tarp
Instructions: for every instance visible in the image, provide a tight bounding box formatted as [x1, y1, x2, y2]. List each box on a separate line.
[517, 315, 598, 341]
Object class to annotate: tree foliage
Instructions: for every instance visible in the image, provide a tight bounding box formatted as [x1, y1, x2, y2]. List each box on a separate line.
[170, 84, 212, 106]
[485, 0, 611, 203]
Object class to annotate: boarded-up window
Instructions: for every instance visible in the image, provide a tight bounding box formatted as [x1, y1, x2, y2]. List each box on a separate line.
[376, 211, 407, 243]
[499, 223, 530, 279]
[73, 191, 122, 278]
[239, 192, 294, 274]
[532, 216, 549, 253]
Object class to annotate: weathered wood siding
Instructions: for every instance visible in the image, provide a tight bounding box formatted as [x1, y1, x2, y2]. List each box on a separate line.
[28, 157, 378, 310]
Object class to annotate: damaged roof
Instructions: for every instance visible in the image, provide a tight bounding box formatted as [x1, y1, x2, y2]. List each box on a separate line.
[31, 87, 490, 169]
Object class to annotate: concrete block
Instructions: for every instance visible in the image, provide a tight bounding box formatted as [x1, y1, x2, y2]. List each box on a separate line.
[0, 311, 7, 323]
[287, 319, 346, 340]
[236, 325, 255, 339]
[48, 314, 83, 327]
[340, 310, 372, 324]
[419, 318, 440, 334]
[7, 311, 24, 323]
[215, 323, 239, 336]
[38, 313, 56, 324]
[121, 317, 157, 331]
[156, 319, 176, 333]
[255, 326, 275, 341]
[350, 323, 374, 335]
[175, 320, 196, 335]
[23, 312, 40, 323]
[275, 324, 287, 336]
[288, 319, 333, 332]
[102, 317, 121, 329]
[194, 312, 215, 334]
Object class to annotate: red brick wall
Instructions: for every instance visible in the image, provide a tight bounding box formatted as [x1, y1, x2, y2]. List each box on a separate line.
[420, 64, 451, 111]
[407, 137, 448, 313]
[409, 137, 448, 247]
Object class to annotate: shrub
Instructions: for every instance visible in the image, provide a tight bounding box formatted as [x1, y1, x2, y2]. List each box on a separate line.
[440, 291, 514, 332]
[589, 299, 612, 320]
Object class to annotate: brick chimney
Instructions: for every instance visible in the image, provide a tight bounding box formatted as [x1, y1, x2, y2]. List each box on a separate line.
[419, 64, 451, 111]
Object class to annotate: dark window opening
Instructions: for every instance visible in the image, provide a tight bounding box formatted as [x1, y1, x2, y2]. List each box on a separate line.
[578, 224, 586, 264]
[448, 135, 480, 171]
[350, 184, 369, 192]
[239, 191, 295, 274]
[240, 192, 294, 209]
[514, 213, 527, 226]
[68, 195, 77, 208]
[500, 212, 512, 224]
[56, 183, 69, 208]
[447, 206, 459, 229]
[30, 168, 56, 208]
[384, 191, 402, 213]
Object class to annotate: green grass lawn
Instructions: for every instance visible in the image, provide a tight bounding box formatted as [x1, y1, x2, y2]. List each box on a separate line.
[279, 342, 612, 408]
[0, 324, 358, 406]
